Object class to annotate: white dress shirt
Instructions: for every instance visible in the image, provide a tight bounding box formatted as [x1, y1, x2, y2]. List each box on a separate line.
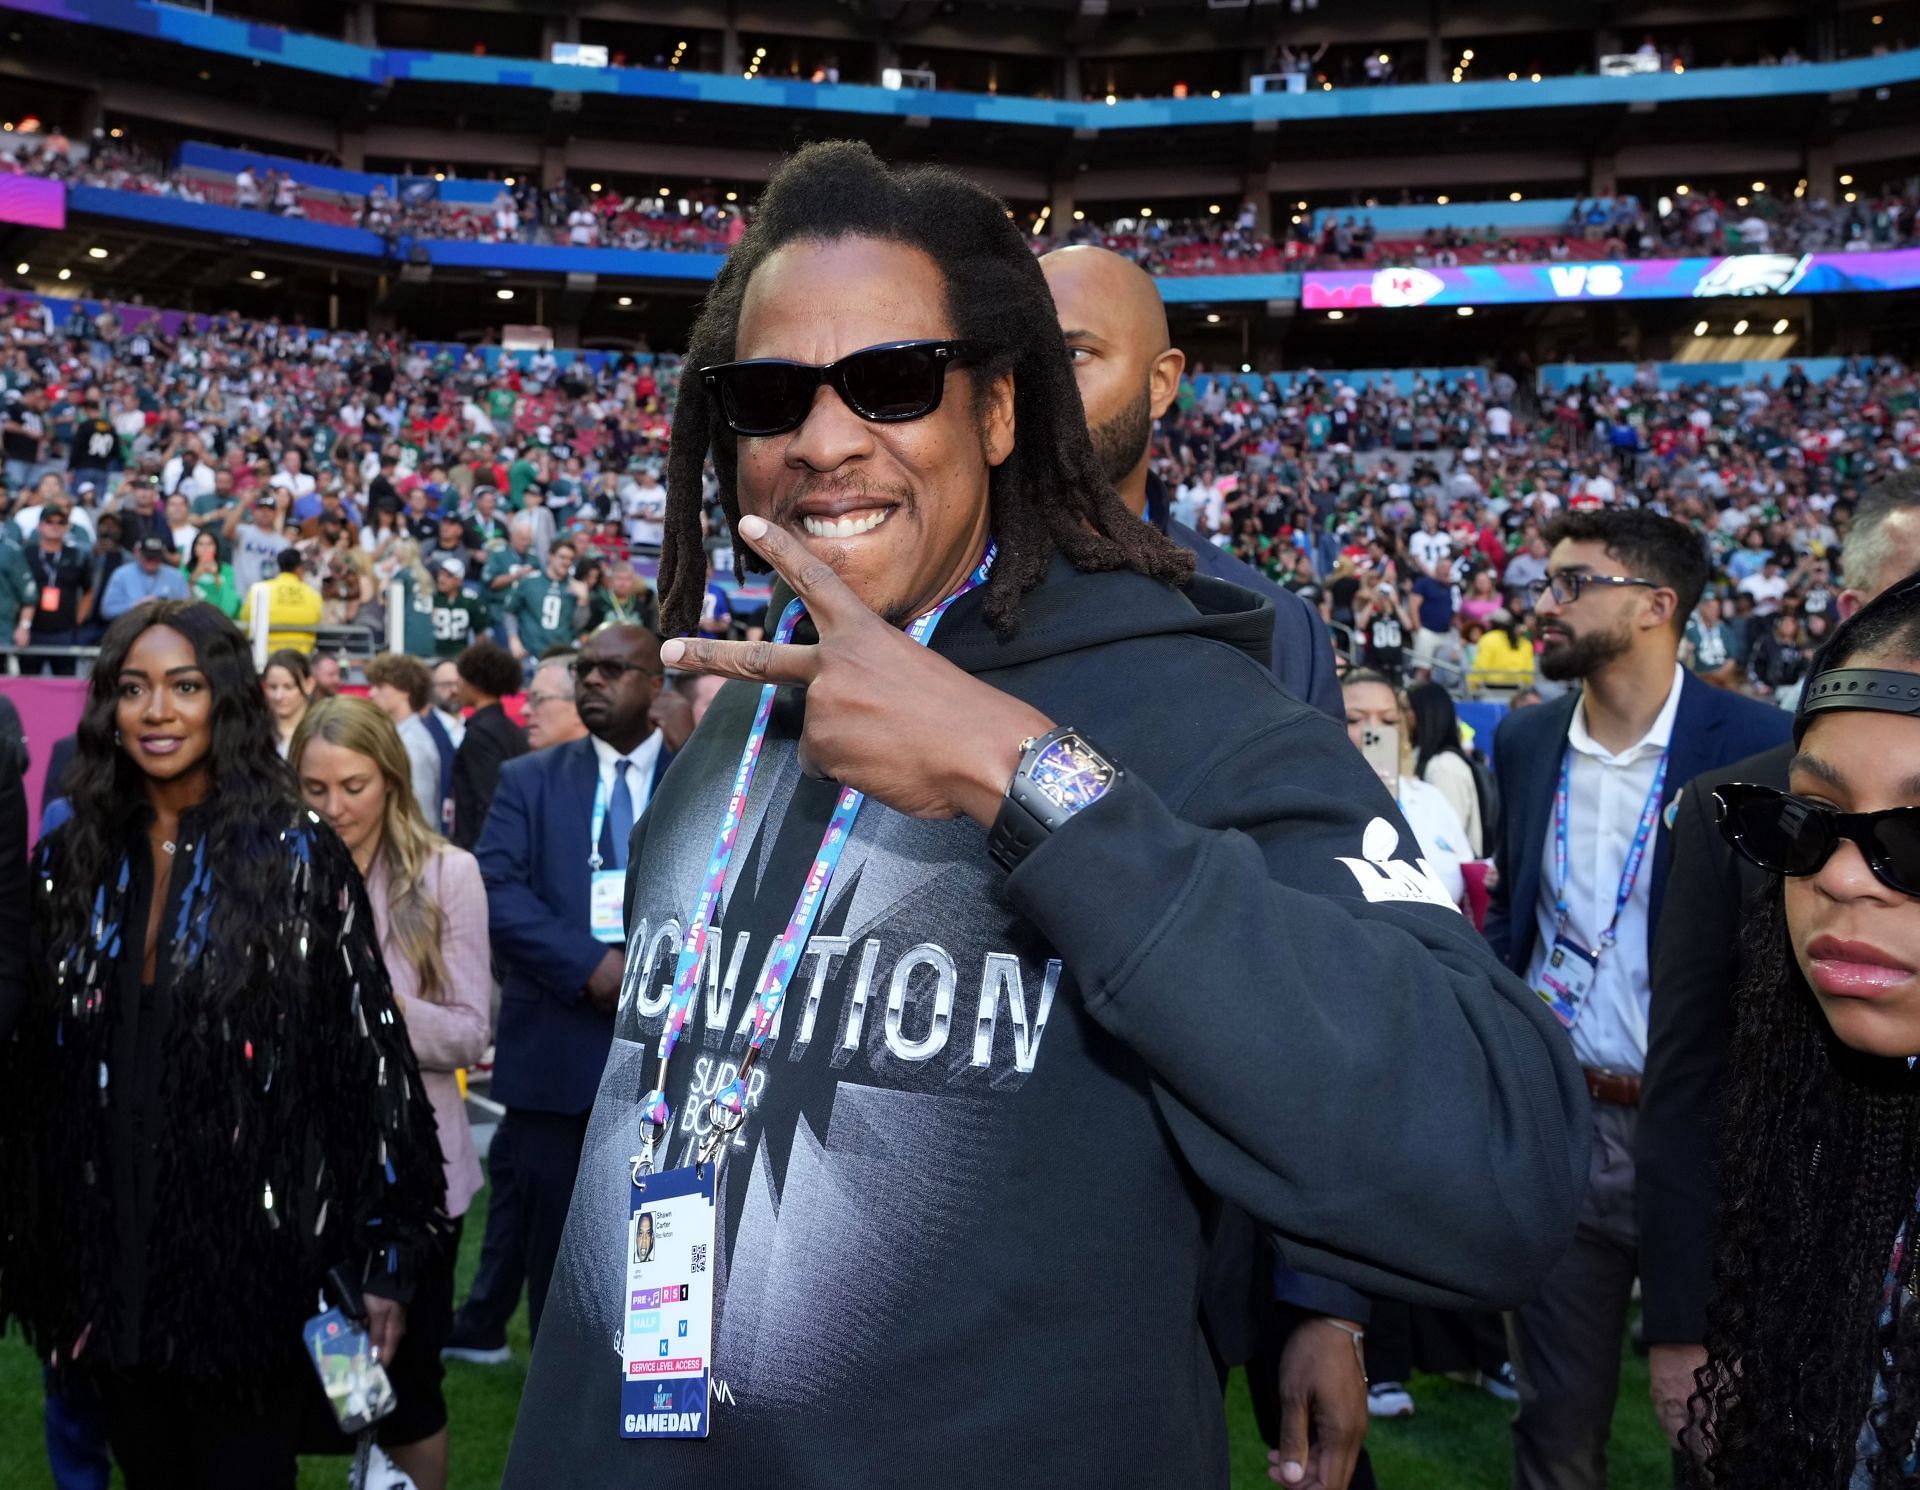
[591, 729, 665, 853]
[396, 713, 443, 828]
[1525, 663, 1684, 1075]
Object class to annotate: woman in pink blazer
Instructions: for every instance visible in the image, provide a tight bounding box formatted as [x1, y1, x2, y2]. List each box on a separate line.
[293, 696, 491, 1490]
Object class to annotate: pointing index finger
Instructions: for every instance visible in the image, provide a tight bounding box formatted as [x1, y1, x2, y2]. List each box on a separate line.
[736, 513, 865, 631]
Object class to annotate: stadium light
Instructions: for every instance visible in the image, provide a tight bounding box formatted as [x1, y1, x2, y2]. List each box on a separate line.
[589, 182, 602, 192]
[725, 191, 738, 202]
[1209, 204, 1221, 214]
[1736, 196, 1748, 207]
[1240, 363, 1252, 373]
[12, 262, 24, 274]
[56, 268, 70, 280]
[1508, 72, 1518, 81]
[1206, 313, 1221, 323]
[1322, 82, 1331, 90]
[433, 172, 445, 182]
[1456, 306, 1474, 317]
[87, 247, 108, 259]
[618, 296, 633, 307]
[1509, 191, 1522, 202]
[496, 289, 515, 301]
[504, 176, 515, 186]
[1693, 321, 1709, 336]
[249, 269, 266, 281]
[1676, 184, 1690, 196]
[1462, 49, 1474, 61]
[1733, 319, 1749, 335]
[1840, 173, 1854, 186]
[1751, 181, 1766, 193]
[1845, 191, 1858, 202]
[1211, 90, 1221, 99]
[1297, 200, 1308, 210]
[1326, 310, 1344, 321]
[1105, 93, 1117, 105]
[1772, 318, 1789, 335]
[1378, 53, 1389, 64]
[1436, 195, 1450, 205]
[1530, 72, 1541, 83]
[1072, 209, 1084, 220]
[109, 128, 123, 139]
[1141, 207, 1153, 217]
[1290, 214, 1302, 225]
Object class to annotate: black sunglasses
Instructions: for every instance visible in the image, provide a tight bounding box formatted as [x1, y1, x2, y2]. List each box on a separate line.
[571, 657, 663, 684]
[700, 340, 985, 437]
[1715, 783, 1920, 897]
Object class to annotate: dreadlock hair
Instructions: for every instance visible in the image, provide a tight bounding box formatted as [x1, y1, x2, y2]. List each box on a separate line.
[657, 139, 1193, 640]
[1689, 575, 1920, 1490]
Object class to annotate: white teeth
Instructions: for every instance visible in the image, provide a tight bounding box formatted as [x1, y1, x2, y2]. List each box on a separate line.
[800, 509, 891, 539]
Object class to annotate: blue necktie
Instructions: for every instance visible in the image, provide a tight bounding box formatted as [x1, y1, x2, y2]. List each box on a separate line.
[608, 759, 635, 871]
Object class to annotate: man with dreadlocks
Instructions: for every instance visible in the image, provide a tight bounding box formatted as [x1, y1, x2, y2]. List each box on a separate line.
[506, 141, 1586, 1487]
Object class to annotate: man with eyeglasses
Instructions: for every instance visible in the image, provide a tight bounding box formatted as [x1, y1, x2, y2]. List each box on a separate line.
[451, 625, 675, 1364]
[523, 657, 587, 752]
[1483, 509, 1790, 1490]
[22, 502, 92, 676]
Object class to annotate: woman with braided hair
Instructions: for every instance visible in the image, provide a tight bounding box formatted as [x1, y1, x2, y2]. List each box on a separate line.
[1690, 570, 1920, 1488]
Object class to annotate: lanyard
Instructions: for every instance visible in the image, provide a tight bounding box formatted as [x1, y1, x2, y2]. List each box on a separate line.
[1551, 745, 1670, 954]
[633, 544, 995, 1171]
[588, 771, 611, 872]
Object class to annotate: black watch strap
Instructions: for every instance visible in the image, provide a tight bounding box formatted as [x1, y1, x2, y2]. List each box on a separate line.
[987, 726, 1116, 873]
[987, 785, 1052, 873]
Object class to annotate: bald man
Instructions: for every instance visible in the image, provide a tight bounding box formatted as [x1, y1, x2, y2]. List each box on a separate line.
[1041, 245, 1343, 720]
[1044, 245, 1373, 1490]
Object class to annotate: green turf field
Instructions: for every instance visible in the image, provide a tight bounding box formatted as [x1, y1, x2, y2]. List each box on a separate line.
[0, 1178, 1673, 1489]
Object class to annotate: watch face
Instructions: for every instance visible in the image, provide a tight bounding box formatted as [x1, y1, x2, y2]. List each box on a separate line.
[1028, 732, 1116, 815]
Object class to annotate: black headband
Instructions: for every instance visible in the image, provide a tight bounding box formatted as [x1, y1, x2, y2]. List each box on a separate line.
[1798, 667, 1920, 726]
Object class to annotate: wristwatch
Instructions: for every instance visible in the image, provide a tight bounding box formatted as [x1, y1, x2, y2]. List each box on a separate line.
[987, 725, 1122, 872]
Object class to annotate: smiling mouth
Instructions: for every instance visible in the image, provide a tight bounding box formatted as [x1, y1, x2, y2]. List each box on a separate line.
[140, 737, 183, 754]
[800, 508, 893, 540]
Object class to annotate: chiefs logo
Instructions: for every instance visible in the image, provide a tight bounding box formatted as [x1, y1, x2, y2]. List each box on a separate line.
[1369, 266, 1447, 308]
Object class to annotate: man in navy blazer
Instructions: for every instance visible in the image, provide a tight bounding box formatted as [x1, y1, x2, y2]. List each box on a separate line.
[450, 624, 675, 1356]
[1483, 511, 1790, 1490]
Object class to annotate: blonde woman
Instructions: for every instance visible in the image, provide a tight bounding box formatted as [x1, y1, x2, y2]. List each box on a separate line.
[381, 534, 440, 659]
[291, 697, 489, 1490]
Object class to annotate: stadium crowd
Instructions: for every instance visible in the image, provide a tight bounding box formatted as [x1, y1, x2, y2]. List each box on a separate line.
[8, 125, 1917, 278]
[2, 284, 1913, 717]
[2, 144, 1920, 1490]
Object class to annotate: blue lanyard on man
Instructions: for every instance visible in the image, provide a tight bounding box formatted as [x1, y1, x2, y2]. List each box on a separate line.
[587, 760, 636, 943]
[1532, 746, 1669, 1030]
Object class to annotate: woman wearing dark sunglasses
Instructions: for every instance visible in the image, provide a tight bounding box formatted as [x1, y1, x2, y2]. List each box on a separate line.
[1689, 571, 1920, 1489]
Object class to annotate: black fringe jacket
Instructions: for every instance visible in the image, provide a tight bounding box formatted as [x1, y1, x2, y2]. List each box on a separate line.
[0, 804, 448, 1393]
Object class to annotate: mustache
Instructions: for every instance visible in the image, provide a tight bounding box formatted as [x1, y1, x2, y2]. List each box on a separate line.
[770, 473, 917, 524]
